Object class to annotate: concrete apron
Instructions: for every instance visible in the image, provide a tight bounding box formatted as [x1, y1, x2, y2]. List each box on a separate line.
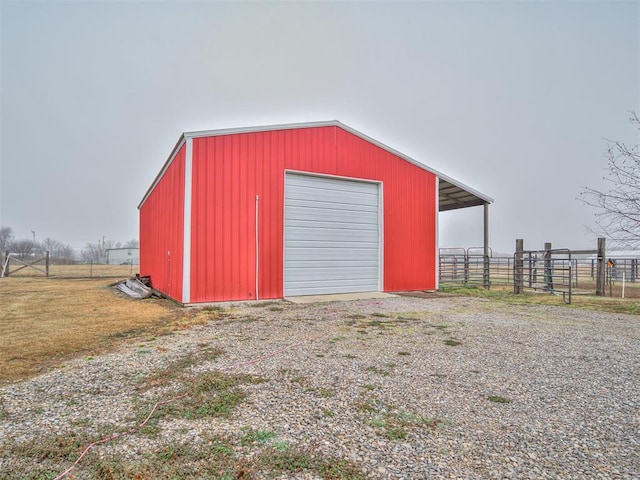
[285, 292, 398, 304]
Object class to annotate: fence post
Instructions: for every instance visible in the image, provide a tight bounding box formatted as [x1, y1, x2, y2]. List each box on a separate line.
[514, 239, 524, 294]
[45, 251, 50, 277]
[4, 250, 10, 277]
[596, 237, 606, 296]
[464, 251, 469, 284]
[544, 242, 553, 291]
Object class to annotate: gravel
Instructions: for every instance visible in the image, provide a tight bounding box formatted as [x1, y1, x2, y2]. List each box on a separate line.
[1, 294, 639, 479]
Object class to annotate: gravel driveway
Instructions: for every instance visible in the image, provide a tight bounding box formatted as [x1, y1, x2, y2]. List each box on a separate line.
[1, 294, 638, 479]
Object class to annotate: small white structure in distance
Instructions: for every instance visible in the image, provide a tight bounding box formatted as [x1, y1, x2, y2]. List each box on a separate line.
[106, 248, 139, 265]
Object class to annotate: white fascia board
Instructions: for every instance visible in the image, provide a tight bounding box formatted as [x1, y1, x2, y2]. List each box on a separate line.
[183, 120, 341, 140]
[138, 134, 186, 209]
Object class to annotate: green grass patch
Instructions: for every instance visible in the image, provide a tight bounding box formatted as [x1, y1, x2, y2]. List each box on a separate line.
[240, 428, 278, 446]
[249, 301, 282, 308]
[85, 436, 238, 479]
[139, 346, 225, 392]
[440, 284, 640, 316]
[443, 339, 462, 346]
[368, 410, 451, 440]
[328, 336, 346, 344]
[201, 305, 226, 312]
[319, 388, 334, 398]
[163, 371, 266, 420]
[488, 395, 512, 404]
[367, 320, 385, 327]
[354, 400, 377, 413]
[365, 365, 390, 376]
[254, 447, 366, 480]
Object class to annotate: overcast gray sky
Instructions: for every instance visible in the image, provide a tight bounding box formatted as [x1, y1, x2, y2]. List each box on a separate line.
[1, 0, 639, 254]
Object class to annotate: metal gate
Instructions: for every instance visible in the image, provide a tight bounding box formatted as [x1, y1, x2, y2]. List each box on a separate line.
[514, 248, 573, 303]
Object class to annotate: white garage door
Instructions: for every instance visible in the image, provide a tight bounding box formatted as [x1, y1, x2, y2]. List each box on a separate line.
[284, 172, 380, 296]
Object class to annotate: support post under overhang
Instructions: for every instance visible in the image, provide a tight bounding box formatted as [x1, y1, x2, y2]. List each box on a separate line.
[483, 202, 490, 289]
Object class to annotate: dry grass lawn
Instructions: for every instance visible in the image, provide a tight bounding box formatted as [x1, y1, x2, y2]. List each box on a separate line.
[0, 276, 180, 385]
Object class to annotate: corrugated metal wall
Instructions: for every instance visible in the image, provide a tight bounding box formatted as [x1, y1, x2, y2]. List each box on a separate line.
[188, 126, 436, 303]
[139, 145, 185, 301]
[336, 128, 436, 292]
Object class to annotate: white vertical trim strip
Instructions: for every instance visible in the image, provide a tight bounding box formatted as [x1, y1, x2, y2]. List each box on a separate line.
[182, 137, 193, 304]
[255, 194, 259, 302]
[435, 177, 440, 290]
[378, 182, 384, 292]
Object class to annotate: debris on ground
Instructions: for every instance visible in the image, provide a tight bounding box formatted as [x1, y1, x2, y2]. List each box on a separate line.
[115, 277, 153, 299]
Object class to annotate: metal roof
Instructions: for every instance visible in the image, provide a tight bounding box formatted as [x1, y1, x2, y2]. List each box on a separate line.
[139, 120, 492, 211]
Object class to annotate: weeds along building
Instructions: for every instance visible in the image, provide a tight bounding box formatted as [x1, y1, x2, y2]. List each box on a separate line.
[138, 121, 492, 304]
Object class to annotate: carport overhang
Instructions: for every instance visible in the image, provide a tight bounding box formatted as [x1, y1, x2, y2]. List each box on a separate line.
[437, 175, 493, 289]
[438, 178, 491, 212]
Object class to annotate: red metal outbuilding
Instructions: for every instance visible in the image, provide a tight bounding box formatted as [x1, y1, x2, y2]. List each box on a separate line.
[138, 121, 492, 304]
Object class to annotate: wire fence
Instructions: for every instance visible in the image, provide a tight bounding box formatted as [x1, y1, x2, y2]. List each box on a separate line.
[1, 259, 139, 278]
[439, 245, 640, 301]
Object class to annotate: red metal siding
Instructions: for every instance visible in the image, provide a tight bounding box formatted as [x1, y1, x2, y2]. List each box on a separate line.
[139, 145, 185, 301]
[188, 126, 436, 303]
[335, 129, 437, 292]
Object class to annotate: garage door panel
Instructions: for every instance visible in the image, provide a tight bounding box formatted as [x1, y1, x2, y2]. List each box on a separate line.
[286, 230, 376, 244]
[286, 197, 378, 213]
[286, 260, 378, 270]
[284, 173, 380, 296]
[285, 240, 378, 250]
[286, 175, 378, 195]
[286, 206, 378, 224]
[285, 281, 376, 296]
[286, 185, 378, 206]
[286, 266, 378, 282]
[287, 226, 377, 242]
[285, 247, 378, 261]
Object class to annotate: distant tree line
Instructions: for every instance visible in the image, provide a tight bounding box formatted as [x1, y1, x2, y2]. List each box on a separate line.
[0, 225, 138, 264]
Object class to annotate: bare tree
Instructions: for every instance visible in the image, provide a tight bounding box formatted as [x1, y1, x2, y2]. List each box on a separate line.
[124, 238, 139, 248]
[580, 112, 640, 248]
[41, 237, 75, 263]
[81, 242, 103, 263]
[81, 239, 114, 263]
[0, 226, 14, 253]
[8, 239, 35, 259]
[57, 244, 76, 263]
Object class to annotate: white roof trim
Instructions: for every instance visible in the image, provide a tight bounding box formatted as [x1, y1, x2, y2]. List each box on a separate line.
[138, 120, 493, 209]
[138, 135, 186, 209]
